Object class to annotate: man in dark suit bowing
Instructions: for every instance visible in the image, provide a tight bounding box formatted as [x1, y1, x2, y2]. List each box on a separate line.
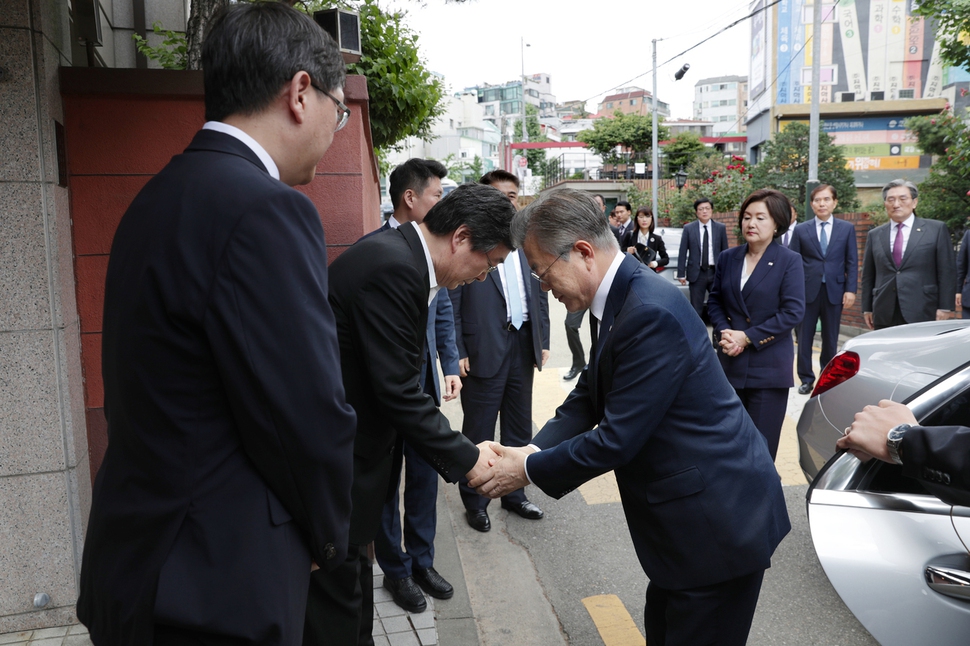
[77, 5, 357, 646]
[677, 197, 729, 320]
[861, 179, 956, 330]
[473, 188, 790, 646]
[790, 184, 858, 394]
[450, 171, 551, 532]
[305, 184, 515, 644]
[370, 159, 461, 614]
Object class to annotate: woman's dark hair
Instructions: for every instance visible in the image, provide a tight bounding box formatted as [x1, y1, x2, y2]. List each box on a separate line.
[202, 3, 346, 122]
[423, 183, 515, 252]
[635, 207, 655, 234]
[737, 189, 794, 239]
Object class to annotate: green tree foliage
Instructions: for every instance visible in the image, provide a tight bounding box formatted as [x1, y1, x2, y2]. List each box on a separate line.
[577, 111, 669, 160]
[906, 112, 970, 238]
[749, 121, 859, 214]
[662, 132, 715, 177]
[912, 1, 970, 71]
[660, 156, 753, 226]
[440, 153, 485, 184]
[131, 22, 187, 70]
[512, 104, 548, 175]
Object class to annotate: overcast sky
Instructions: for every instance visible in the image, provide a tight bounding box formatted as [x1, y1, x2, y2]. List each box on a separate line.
[385, 0, 756, 119]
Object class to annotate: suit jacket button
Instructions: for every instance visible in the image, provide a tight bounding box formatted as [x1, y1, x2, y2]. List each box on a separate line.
[944, 473, 952, 485]
[746, 318, 751, 323]
[325, 543, 337, 560]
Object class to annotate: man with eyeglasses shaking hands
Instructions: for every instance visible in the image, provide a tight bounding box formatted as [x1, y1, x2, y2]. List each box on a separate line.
[449, 171, 551, 533]
[861, 179, 956, 330]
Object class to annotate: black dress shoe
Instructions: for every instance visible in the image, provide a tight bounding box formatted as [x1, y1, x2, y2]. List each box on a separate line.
[466, 509, 491, 532]
[501, 499, 544, 520]
[413, 567, 454, 600]
[564, 366, 582, 380]
[797, 383, 814, 395]
[383, 575, 427, 613]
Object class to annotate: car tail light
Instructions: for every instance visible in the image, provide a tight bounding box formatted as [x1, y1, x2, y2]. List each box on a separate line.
[811, 351, 860, 397]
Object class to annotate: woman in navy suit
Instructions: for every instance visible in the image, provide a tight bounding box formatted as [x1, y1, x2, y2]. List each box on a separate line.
[708, 189, 805, 459]
[624, 206, 669, 270]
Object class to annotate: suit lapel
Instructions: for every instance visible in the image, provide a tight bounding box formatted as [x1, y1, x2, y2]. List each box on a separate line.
[591, 256, 637, 412]
[488, 269, 505, 300]
[398, 223, 431, 290]
[900, 217, 926, 270]
[741, 243, 778, 300]
[517, 249, 532, 301]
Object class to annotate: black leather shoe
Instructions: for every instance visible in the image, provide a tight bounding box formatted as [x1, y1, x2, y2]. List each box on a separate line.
[797, 383, 814, 395]
[383, 575, 427, 613]
[564, 366, 582, 380]
[413, 567, 454, 600]
[466, 509, 491, 532]
[502, 499, 544, 520]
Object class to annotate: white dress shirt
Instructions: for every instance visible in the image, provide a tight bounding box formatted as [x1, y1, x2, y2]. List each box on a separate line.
[407, 222, 440, 305]
[202, 121, 280, 180]
[699, 222, 714, 266]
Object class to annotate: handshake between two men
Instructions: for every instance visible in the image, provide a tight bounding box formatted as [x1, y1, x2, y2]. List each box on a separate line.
[464, 442, 536, 499]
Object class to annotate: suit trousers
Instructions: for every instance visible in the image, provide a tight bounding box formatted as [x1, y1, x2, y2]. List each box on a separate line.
[797, 292, 842, 385]
[459, 322, 535, 510]
[644, 569, 765, 646]
[689, 266, 716, 320]
[564, 309, 587, 370]
[374, 441, 438, 579]
[153, 625, 253, 646]
[734, 387, 788, 460]
[304, 544, 369, 646]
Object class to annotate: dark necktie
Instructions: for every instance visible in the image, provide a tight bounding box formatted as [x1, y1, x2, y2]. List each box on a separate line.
[893, 223, 904, 267]
[588, 316, 599, 410]
[701, 224, 710, 268]
[820, 221, 828, 283]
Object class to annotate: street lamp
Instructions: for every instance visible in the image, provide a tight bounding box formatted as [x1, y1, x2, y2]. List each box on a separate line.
[675, 167, 688, 191]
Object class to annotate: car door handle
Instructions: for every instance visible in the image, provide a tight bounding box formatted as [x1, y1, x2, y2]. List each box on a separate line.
[925, 566, 970, 601]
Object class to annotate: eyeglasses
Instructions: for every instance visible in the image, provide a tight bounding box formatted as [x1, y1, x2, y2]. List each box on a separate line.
[310, 81, 351, 131]
[885, 196, 912, 205]
[483, 249, 499, 274]
[530, 251, 567, 285]
[812, 197, 834, 204]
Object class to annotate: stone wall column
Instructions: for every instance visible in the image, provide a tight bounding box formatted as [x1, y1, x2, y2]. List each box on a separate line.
[0, 0, 90, 632]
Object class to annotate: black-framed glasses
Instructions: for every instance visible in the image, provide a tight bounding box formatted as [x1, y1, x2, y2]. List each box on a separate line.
[531, 251, 567, 285]
[483, 249, 499, 274]
[310, 81, 351, 131]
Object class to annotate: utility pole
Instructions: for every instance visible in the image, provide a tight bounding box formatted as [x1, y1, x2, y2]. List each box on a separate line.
[806, 0, 823, 219]
[521, 37, 529, 144]
[652, 39, 659, 217]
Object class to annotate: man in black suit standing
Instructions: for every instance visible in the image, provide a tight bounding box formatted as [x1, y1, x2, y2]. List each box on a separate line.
[450, 171, 551, 532]
[371, 159, 460, 614]
[677, 197, 729, 320]
[473, 189, 789, 646]
[613, 200, 634, 246]
[861, 179, 956, 329]
[77, 5, 356, 645]
[790, 184, 858, 394]
[956, 228, 970, 319]
[305, 184, 515, 644]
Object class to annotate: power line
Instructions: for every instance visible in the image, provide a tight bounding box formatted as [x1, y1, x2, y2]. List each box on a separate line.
[583, 0, 782, 106]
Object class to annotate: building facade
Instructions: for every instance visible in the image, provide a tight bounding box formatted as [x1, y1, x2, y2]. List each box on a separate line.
[694, 75, 748, 135]
[745, 0, 964, 187]
[595, 86, 670, 118]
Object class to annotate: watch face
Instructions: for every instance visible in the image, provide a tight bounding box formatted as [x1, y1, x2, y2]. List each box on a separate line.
[888, 424, 910, 441]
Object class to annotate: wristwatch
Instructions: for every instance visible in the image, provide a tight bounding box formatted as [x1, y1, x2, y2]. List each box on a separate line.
[887, 424, 911, 465]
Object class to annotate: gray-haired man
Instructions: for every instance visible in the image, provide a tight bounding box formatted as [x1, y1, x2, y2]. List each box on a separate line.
[861, 179, 955, 329]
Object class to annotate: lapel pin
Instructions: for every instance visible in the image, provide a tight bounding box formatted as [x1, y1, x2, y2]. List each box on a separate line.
[768, 262, 774, 266]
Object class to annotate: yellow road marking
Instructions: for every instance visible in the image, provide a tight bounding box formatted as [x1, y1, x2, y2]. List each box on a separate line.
[582, 594, 645, 646]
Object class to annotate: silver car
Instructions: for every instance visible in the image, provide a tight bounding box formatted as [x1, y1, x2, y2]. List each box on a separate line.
[798, 319, 970, 646]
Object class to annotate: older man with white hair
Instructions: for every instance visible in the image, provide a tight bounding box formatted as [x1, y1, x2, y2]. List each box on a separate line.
[861, 178, 956, 329]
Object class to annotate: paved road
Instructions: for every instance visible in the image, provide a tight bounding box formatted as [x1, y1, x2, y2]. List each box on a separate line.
[437, 295, 879, 646]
